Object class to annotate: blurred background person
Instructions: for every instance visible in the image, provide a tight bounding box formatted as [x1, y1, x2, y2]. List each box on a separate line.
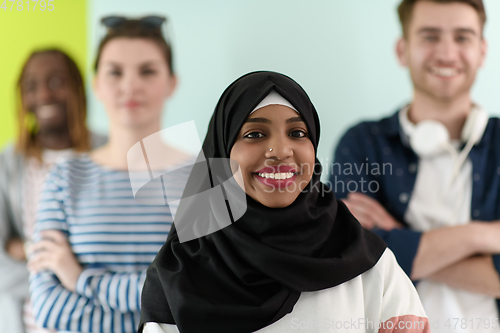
[332, 0, 500, 331]
[27, 16, 192, 333]
[0, 49, 106, 333]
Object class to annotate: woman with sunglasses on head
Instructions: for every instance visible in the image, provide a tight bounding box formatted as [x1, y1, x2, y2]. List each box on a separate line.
[139, 71, 430, 333]
[28, 16, 192, 333]
[0, 48, 106, 333]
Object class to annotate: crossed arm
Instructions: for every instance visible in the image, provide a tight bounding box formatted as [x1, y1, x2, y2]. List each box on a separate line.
[343, 192, 500, 298]
[28, 230, 147, 329]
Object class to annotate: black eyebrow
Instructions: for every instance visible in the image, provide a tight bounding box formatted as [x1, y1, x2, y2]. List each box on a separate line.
[286, 116, 304, 124]
[245, 117, 271, 124]
[245, 116, 304, 125]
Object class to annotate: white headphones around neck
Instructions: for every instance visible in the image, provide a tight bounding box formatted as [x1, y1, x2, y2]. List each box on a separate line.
[403, 107, 489, 229]
[409, 107, 489, 158]
[407, 106, 489, 202]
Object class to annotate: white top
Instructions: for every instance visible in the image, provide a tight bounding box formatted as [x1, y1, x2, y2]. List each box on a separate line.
[142, 248, 430, 333]
[399, 106, 499, 333]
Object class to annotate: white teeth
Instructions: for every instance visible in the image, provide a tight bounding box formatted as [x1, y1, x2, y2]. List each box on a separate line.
[37, 104, 60, 119]
[431, 67, 458, 77]
[257, 172, 295, 180]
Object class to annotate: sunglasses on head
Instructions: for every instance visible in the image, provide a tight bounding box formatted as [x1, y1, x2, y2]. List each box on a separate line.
[101, 15, 166, 30]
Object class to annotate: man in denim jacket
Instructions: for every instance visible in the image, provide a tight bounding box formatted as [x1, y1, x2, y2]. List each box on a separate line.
[332, 0, 500, 331]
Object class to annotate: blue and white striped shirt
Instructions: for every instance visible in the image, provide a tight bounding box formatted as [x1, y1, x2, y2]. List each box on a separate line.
[29, 154, 192, 333]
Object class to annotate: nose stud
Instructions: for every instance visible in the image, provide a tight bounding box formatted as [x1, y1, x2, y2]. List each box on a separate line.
[269, 148, 273, 152]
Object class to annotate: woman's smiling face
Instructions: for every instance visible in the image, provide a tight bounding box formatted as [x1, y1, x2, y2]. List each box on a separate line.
[230, 104, 316, 208]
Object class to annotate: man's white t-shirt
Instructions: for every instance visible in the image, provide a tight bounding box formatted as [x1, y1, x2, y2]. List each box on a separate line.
[399, 106, 499, 333]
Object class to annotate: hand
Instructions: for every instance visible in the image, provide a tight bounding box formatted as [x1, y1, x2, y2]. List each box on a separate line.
[6, 238, 26, 261]
[343, 192, 404, 231]
[27, 230, 82, 292]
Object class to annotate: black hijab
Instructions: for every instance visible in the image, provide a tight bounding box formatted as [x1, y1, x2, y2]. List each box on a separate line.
[139, 71, 386, 333]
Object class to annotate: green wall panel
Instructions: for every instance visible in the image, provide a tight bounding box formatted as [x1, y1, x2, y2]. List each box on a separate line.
[0, 0, 88, 149]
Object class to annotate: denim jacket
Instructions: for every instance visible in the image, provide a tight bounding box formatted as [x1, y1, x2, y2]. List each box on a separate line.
[331, 110, 500, 313]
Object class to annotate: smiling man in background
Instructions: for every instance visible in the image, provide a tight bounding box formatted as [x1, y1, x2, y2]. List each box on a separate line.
[331, 1, 500, 332]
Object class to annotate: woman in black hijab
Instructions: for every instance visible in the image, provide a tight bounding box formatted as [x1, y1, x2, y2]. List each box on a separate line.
[139, 71, 430, 333]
